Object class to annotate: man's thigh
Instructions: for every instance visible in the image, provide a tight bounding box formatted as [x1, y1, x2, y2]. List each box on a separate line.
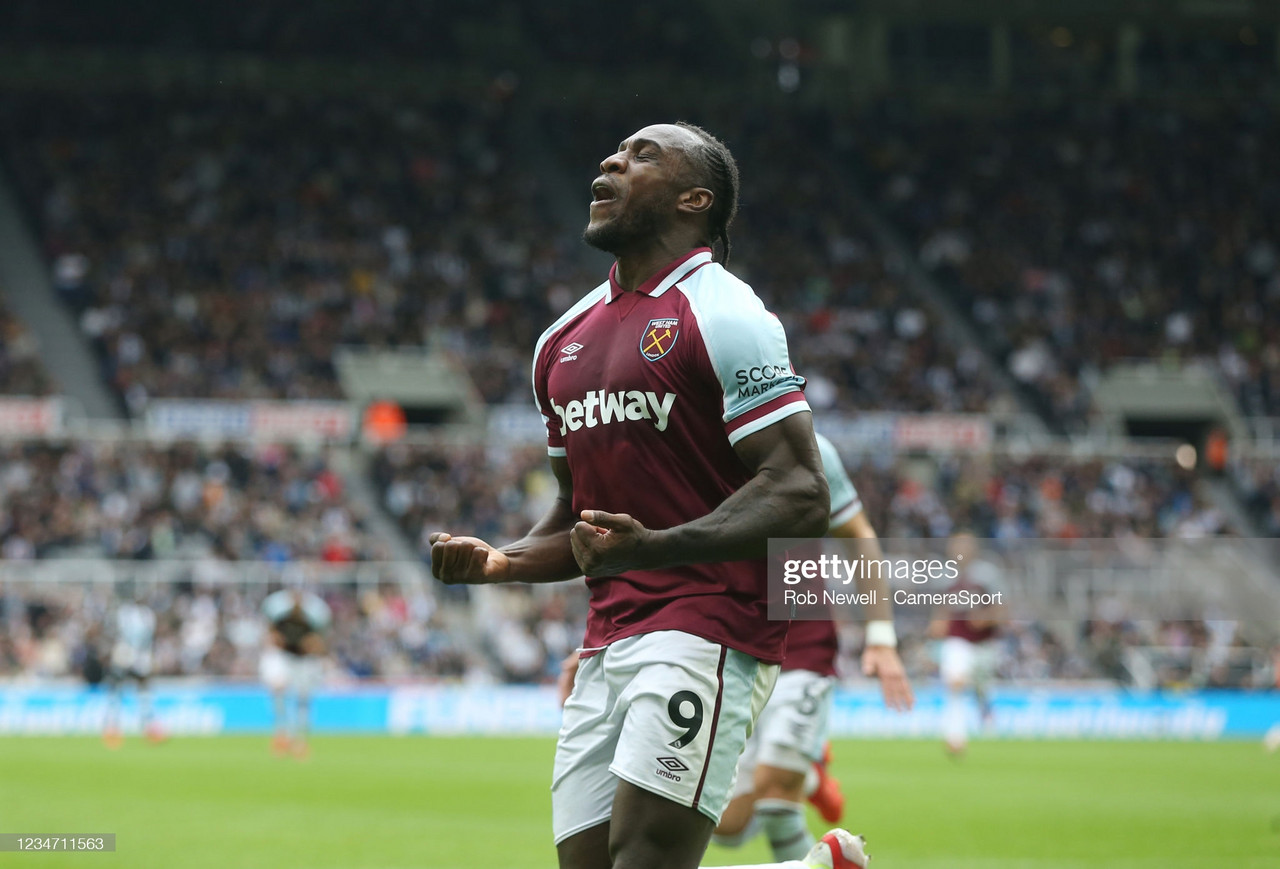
[558, 822, 611, 869]
[609, 780, 715, 869]
[556, 782, 719, 869]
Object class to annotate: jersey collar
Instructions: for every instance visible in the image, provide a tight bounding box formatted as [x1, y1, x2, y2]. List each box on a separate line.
[606, 247, 713, 304]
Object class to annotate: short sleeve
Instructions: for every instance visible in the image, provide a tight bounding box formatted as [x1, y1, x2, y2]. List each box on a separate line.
[306, 595, 333, 631]
[816, 433, 863, 527]
[531, 348, 566, 457]
[528, 284, 607, 459]
[685, 282, 809, 446]
[262, 591, 286, 622]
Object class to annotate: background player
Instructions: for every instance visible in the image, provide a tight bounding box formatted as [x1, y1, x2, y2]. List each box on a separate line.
[103, 584, 165, 748]
[261, 582, 331, 759]
[430, 121, 871, 869]
[928, 532, 1007, 756]
[711, 432, 914, 861]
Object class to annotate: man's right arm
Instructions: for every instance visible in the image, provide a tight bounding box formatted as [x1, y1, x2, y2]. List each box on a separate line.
[430, 456, 580, 586]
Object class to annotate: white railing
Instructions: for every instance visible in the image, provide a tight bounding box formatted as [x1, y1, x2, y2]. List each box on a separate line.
[0, 558, 429, 588]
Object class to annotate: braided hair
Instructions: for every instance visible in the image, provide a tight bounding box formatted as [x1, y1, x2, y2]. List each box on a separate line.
[675, 122, 740, 266]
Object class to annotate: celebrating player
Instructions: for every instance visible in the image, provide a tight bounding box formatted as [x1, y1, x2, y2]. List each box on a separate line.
[260, 583, 331, 759]
[712, 432, 914, 861]
[927, 532, 1007, 756]
[432, 122, 869, 869]
[102, 584, 166, 748]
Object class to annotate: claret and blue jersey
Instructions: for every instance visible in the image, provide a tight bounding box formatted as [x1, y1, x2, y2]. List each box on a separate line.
[532, 247, 811, 664]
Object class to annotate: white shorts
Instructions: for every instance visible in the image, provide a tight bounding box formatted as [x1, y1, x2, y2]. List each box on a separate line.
[111, 643, 152, 678]
[260, 648, 324, 694]
[939, 637, 998, 687]
[551, 631, 778, 844]
[732, 668, 834, 795]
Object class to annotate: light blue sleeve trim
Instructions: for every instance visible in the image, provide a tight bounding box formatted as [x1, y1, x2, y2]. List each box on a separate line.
[816, 432, 862, 526]
[677, 270, 806, 425]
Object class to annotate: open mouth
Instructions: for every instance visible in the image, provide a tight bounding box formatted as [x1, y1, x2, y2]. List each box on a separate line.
[590, 179, 618, 205]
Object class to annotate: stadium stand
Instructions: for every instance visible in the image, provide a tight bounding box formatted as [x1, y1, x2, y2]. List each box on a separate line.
[0, 10, 1275, 695]
[1, 93, 1013, 417]
[0, 578, 476, 681]
[860, 102, 1280, 424]
[1235, 457, 1280, 537]
[0, 92, 574, 410]
[849, 453, 1227, 540]
[0, 440, 382, 561]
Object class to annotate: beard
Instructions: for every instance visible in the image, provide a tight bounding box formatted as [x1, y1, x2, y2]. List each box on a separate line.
[582, 190, 671, 255]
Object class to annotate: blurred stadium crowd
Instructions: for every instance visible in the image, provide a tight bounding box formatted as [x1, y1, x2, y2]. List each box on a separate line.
[11, 93, 1275, 426]
[862, 102, 1280, 425]
[0, 441, 1269, 689]
[1, 93, 575, 410]
[0, 441, 380, 562]
[0, 92, 1011, 418]
[0, 5, 1277, 692]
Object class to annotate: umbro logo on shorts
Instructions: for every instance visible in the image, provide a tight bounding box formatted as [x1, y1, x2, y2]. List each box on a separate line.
[560, 342, 584, 363]
[654, 756, 689, 782]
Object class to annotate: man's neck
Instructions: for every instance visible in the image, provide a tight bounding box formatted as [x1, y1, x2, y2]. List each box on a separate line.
[612, 238, 702, 292]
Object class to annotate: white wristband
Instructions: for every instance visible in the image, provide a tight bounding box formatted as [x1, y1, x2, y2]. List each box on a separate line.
[866, 621, 897, 648]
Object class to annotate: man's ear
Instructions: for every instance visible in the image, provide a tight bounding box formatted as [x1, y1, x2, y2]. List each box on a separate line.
[676, 186, 714, 216]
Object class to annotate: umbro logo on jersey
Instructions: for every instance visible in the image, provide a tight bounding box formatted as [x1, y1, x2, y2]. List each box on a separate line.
[549, 390, 676, 434]
[640, 318, 679, 362]
[560, 342, 584, 363]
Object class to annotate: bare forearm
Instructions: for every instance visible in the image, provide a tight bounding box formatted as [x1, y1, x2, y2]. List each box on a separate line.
[640, 467, 828, 571]
[498, 498, 582, 583]
[840, 533, 894, 622]
[569, 414, 827, 578]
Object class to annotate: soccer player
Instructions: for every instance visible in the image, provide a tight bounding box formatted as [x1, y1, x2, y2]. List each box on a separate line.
[260, 584, 331, 758]
[103, 585, 165, 748]
[431, 123, 868, 869]
[927, 532, 1007, 756]
[712, 432, 914, 861]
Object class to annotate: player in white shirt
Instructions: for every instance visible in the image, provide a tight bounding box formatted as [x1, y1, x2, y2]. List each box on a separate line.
[261, 586, 331, 758]
[103, 588, 165, 747]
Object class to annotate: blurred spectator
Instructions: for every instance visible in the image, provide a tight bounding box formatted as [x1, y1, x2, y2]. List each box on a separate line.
[1234, 458, 1280, 536]
[0, 295, 54, 396]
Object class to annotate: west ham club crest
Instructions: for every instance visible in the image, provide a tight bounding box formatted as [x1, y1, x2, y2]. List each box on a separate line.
[640, 318, 679, 362]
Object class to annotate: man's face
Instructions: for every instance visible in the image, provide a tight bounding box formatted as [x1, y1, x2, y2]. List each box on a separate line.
[583, 124, 699, 255]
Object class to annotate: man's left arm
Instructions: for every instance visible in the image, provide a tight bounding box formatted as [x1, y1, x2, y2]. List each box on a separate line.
[832, 510, 914, 711]
[570, 411, 829, 574]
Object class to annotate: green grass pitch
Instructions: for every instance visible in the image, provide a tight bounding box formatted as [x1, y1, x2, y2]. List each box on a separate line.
[1, 736, 1275, 868]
